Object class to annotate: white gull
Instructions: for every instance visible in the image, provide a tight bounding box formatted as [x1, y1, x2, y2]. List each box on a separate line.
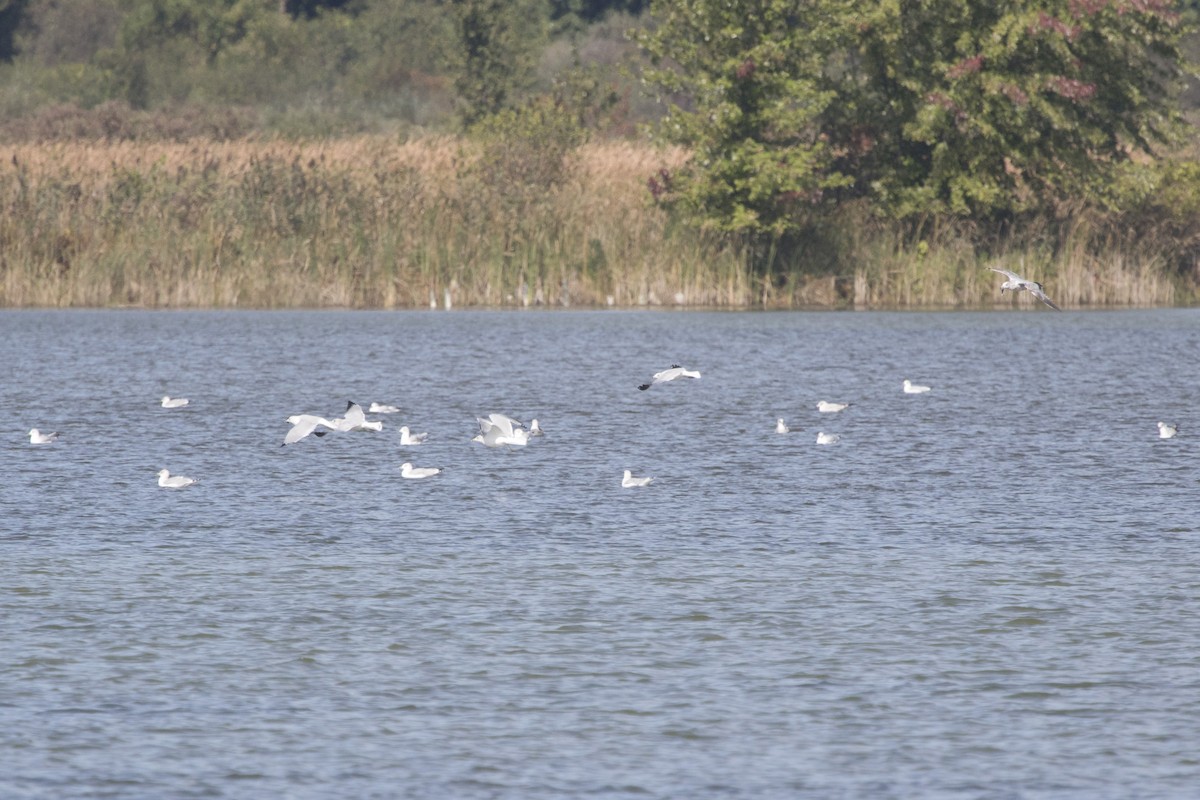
[988, 266, 1062, 310]
[400, 462, 442, 479]
[161, 396, 189, 408]
[29, 428, 60, 444]
[1158, 421, 1178, 439]
[622, 470, 653, 488]
[817, 401, 850, 413]
[638, 365, 701, 390]
[903, 379, 931, 394]
[775, 418, 790, 434]
[399, 426, 429, 446]
[157, 468, 197, 488]
[816, 432, 840, 445]
[369, 402, 401, 414]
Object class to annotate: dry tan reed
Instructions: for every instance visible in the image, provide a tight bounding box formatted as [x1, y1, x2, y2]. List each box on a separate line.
[0, 136, 1193, 308]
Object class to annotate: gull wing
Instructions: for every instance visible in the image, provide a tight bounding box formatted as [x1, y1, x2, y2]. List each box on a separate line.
[988, 266, 1022, 282]
[1027, 282, 1061, 310]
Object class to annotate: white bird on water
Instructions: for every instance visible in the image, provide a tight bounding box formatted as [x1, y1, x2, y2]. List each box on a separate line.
[529, 419, 544, 437]
[817, 401, 850, 413]
[816, 432, 840, 445]
[29, 428, 60, 444]
[161, 396, 189, 408]
[400, 462, 442, 479]
[638, 365, 701, 390]
[903, 379, 931, 394]
[775, 418, 790, 434]
[157, 468, 197, 488]
[622, 470, 653, 488]
[1158, 421, 1179, 439]
[399, 426, 429, 446]
[369, 402, 400, 414]
[988, 266, 1062, 310]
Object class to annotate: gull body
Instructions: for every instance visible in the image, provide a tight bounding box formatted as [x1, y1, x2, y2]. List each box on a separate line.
[161, 396, 189, 408]
[29, 428, 60, 444]
[332, 401, 383, 432]
[817, 401, 850, 413]
[988, 266, 1061, 310]
[399, 426, 429, 446]
[157, 468, 197, 488]
[622, 470, 653, 488]
[400, 462, 442, 479]
[775, 418, 790, 434]
[638, 365, 701, 391]
[472, 414, 529, 447]
[816, 432, 840, 445]
[529, 419, 544, 436]
[283, 414, 337, 445]
[1158, 421, 1178, 439]
[369, 402, 400, 414]
[903, 380, 931, 394]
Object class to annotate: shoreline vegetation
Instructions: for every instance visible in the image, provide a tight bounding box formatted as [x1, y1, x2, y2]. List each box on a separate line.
[2, 135, 1197, 311]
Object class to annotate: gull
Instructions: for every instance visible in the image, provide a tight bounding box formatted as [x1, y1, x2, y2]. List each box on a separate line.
[157, 468, 197, 488]
[638, 364, 701, 390]
[988, 266, 1061, 310]
[1158, 421, 1178, 439]
[817, 401, 850, 413]
[400, 462, 442, 479]
[622, 470, 654, 488]
[332, 401, 383, 432]
[161, 396, 189, 408]
[775, 418, 790, 434]
[369, 402, 401, 414]
[903, 379, 931, 394]
[283, 414, 337, 446]
[816, 432, 840, 445]
[29, 428, 60, 444]
[529, 419, 544, 436]
[472, 414, 529, 448]
[399, 426, 429, 446]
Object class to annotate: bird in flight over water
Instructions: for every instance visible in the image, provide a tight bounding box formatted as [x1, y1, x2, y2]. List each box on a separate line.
[988, 267, 1061, 310]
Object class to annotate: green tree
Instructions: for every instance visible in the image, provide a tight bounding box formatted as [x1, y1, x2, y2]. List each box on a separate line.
[450, 0, 549, 127]
[639, 0, 853, 239]
[641, 0, 1194, 236]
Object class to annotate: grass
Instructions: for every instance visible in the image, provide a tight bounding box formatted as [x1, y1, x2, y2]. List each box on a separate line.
[1, 136, 1194, 309]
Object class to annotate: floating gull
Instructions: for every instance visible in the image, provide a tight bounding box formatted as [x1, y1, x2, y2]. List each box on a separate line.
[817, 401, 850, 413]
[903, 380, 931, 394]
[283, 414, 337, 446]
[29, 428, 60, 444]
[622, 470, 654, 488]
[472, 414, 529, 448]
[529, 419, 544, 437]
[400, 462, 442, 479]
[816, 432, 840, 445]
[332, 401, 383, 432]
[988, 266, 1061, 310]
[399, 426, 429, 446]
[1158, 421, 1179, 439]
[157, 468, 197, 488]
[161, 396, 189, 408]
[638, 364, 701, 390]
[775, 418, 790, 434]
[369, 403, 401, 414]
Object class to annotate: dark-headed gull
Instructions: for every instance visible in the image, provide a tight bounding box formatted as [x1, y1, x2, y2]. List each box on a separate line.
[161, 396, 189, 408]
[157, 468, 197, 488]
[29, 428, 60, 444]
[1158, 421, 1178, 439]
[400, 462, 442, 479]
[622, 470, 653, 487]
[903, 379, 931, 394]
[638, 365, 701, 390]
[988, 266, 1061, 310]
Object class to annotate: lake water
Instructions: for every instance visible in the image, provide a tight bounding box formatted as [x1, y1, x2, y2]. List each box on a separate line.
[3, 308, 1199, 799]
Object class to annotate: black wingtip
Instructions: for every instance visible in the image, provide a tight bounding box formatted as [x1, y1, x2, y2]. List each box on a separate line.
[638, 384, 650, 391]
[314, 430, 328, 438]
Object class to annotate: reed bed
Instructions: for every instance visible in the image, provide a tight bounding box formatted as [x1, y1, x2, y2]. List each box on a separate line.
[1, 136, 1194, 308]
